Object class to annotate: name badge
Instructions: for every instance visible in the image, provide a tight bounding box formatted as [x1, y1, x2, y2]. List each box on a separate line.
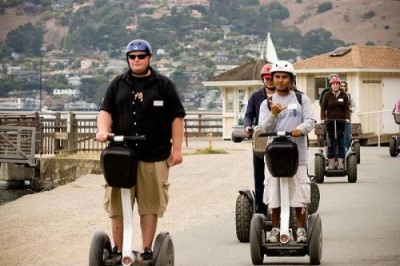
[288, 103, 297, 110]
[154, 100, 164, 107]
[338, 98, 344, 102]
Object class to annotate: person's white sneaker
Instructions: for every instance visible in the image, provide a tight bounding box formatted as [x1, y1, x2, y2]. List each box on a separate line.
[267, 227, 280, 243]
[296, 228, 307, 243]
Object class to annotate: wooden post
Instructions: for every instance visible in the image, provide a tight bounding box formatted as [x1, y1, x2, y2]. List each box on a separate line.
[69, 112, 77, 152]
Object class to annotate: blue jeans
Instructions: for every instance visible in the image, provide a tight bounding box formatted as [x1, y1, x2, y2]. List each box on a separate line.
[327, 135, 345, 159]
[344, 123, 351, 151]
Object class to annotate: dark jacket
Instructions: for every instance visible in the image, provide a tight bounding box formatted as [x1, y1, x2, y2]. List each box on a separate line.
[100, 68, 186, 161]
[320, 90, 350, 120]
[244, 87, 268, 128]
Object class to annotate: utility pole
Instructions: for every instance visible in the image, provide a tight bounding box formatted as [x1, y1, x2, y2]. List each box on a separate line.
[39, 53, 42, 111]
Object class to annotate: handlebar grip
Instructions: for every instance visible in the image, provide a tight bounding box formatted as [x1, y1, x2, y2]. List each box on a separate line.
[106, 135, 146, 142]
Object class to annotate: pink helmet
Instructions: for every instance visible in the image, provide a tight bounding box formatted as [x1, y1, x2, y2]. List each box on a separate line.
[260, 64, 272, 80]
[329, 76, 341, 85]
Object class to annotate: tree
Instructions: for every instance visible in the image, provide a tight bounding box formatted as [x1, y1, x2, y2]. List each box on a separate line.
[301, 28, 345, 58]
[5, 23, 45, 56]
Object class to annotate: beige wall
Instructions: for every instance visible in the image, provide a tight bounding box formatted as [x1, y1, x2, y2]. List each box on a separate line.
[297, 71, 400, 137]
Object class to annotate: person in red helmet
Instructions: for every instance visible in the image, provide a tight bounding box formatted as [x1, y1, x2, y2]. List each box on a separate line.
[243, 63, 276, 214]
[320, 75, 350, 169]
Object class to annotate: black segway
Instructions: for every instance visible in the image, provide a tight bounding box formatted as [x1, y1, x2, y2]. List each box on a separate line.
[89, 135, 174, 266]
[249, 132, 322, 265]
[314, 120, 357, 184]
[389, 113, 400, 157]
[235, 128, 320, 243]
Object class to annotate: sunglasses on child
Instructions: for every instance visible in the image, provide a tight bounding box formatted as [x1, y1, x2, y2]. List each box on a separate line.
[128, 54, 148, 60]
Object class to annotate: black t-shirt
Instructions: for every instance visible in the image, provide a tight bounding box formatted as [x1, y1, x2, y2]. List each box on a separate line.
[100, 68, 186, 161]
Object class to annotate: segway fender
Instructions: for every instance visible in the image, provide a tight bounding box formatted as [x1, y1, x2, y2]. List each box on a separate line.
[239, 189, 254, 203]
[239, 189, 255, 213]
[153, 231, 170, 258]
[315, 152, 325, 160]
[345, 150, 356, 161]
[307, 213, 320, 243]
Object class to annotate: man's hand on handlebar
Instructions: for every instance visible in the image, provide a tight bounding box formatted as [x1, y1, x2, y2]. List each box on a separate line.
[96, 131, 114, 143]
[291, 128, 303, 137]
[244, 126, 254, 134]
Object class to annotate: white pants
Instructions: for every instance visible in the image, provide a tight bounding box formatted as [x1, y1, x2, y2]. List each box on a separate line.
[263, 165, 311, 208]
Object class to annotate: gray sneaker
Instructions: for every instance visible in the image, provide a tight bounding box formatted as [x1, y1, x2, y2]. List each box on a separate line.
[267, 227, 280, 243]
[104, 247, 121, 266]
[296, 228, 307, 243]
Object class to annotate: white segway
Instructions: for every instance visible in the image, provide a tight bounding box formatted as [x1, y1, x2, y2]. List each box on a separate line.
[89, 135, 174, 266]
[249, 132, 322, 265]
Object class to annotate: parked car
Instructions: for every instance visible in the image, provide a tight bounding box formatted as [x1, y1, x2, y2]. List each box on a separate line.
[231, 103, 251, 143]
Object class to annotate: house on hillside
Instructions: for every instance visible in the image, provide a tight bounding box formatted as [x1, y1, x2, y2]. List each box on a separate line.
[294, 45, 400, 144]
[202, 58, 269, 139]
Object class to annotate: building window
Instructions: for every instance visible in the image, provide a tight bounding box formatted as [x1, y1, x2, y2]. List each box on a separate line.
[226, 90, 234, 112]
[315, 77, 328, 100]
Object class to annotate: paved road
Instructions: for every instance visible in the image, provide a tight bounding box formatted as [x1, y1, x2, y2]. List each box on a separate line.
[171, 143, 400, 265]
[1, 138, 399, 265]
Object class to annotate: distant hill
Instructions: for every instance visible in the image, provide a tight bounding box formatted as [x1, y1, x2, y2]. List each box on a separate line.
[0, 0, 399, 51]
[261, 0, 400, 47]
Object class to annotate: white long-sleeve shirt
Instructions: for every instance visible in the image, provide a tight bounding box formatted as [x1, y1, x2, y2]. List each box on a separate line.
[258, 90, 316, 166]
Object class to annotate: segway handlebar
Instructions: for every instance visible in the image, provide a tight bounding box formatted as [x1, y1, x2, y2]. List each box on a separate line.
[259, 131, 304, 137]
[106, 135, 146, 142]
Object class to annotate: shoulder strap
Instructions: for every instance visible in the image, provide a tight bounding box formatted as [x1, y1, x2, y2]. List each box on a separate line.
[295, 91, 302, 106]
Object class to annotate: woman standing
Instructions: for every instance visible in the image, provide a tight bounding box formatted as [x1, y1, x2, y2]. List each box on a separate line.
[320, 76, 350, 169]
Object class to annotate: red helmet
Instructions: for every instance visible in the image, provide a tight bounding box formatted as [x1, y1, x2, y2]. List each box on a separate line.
[329, 76, 341, 85]
[260, 64, 272, 80]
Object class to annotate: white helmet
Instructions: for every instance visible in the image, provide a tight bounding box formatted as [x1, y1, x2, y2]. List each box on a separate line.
[270, 60, 296, 76]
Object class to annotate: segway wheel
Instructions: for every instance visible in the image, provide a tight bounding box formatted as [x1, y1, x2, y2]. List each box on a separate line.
[314, 155, 325, 184]
[308, 182, 320, 214]
[89, 231, 112, 266]
[250, 214, 265, 265]
[308, 216, 322, 265]
[235, 193, 253, 242]
[389, 138, 398, 157]
[153, 232, 174, 266]
[352, 142, 361, 164]
[347, 154, 357, 183]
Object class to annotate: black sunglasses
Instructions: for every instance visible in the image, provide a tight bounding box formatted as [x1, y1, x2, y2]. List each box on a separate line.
[128, 54, 148, 60]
